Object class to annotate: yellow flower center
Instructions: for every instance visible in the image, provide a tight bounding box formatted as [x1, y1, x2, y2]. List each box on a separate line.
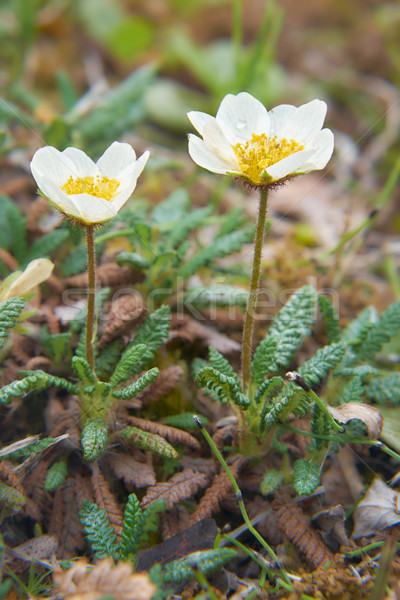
[232, 134, 304, 185]
[61, 175, 120, 201]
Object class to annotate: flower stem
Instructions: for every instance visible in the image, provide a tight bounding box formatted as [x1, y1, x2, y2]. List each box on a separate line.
[241, 186, 269, 393]
[85, 225, 96, 372]
[193, 415, 291, 587]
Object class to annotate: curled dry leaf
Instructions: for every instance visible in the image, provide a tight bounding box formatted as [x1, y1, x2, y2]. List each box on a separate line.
[170, 314, 240, 353]
[99, 294, 148, 349]
[106, 452, 156, 488]
[328, 402, 383, 439]
[5, 534, 58, 564]
[53, 557, 156, 600]
[140, 468, 210, 511]
[64, 264, 145, 288]
[126, 416, 201, 451]
[352, 478, 400, 539]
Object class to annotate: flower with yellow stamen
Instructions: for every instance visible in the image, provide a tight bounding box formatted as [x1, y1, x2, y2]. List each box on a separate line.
[187, 93, 334, 187]
[30, 142, 149, 225]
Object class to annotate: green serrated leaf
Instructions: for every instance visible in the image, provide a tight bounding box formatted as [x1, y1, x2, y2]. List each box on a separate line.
[120, 493, 144, 560]
[299, 343, 347, 388]
[196, 366, 250, 408]
[318, 295, 341, 343]
[81, 418, 108, 461]
[110, 344, 148, 387]
[79, 499, 119, 560]
[44, 459, 68, 491]
[178, 227, 254, 279]
[293, 459, 321, 495]
[260, 468, 284, 495]
[112, 368, 159, 400]
[122, 426, 179, 459]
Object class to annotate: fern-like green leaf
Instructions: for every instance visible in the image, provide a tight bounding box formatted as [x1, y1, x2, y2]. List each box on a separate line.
[196, 366, 250, 408]
[261, 391, 291, 433]
[41, 330, 72, 364]
[141, 500, 165, 546]
[311, 403, 330, 450]
[178, 227, 254, 279]
[122, 426, 179, 459]
[261, 383, 311, 433]
[6, 437, 61, 460]
[342, 375, 364, 404]
[184, 285, 248, 310]
[254, 375, 284, 405]
[293, 459, 321, 495]
[151, 188, 190, 226]
[0, 482, 26, 513]
[251, 337, 278, 386]
[59, 244, 87, 277]
[0, 371, 77, 405]
[95, 339, 123, 379]
[6, 201, 27, 263]
[125, 306, 170, 374]
[318, 295, 341, 343]
[335, 365, 380, 379]
[44, 459, 68, 491]
[260, 468, 285, 495]
[110, 344, 149, 387]
[299, 343, 347, 388]
[112, 368, 159, 400]
[71, 356, 96, 385]
[163, 548, 237, 585]
[81, 418, 108, 461]
[79, 499, 119, 560]
[365, 374, 400, 404]
[0, 297, 25, 348]
[168, 206, 212, 248]
[355, 301, 400, 361]
[120, 493, 144, 560]
[340, 305, 377, 344]
[253, 285, 317, 377]
[28, 229, 69, 262]
[208, 347, 241, 386]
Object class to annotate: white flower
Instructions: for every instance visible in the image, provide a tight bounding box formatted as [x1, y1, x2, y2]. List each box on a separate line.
[187, 93, 334, 187]
[3, 259, 54, 300]
[30, 142, 150, 225]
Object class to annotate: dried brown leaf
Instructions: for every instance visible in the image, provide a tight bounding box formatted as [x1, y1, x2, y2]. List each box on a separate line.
[328, 402, 383, 439]
[140, 468, 210, 511]
[25, 356, 53, 371]
[125, 416, 201, 451]
[5, 534, 58, 565]
[60, 478, 86, 558]
[99, 295, 148, 349]
[91, 463, 123, 540]
[44, 395, 81, 450]
[24, 458, 51, 516]
[170, 315, 240, 353]
[106, 452, 156, 488]
[11, 335, 34, 364]
[140, 365, 184, 405]
[161, 505, 191, 540]
[352, 478, 400, 539]
[188, 456, 246, 526]
[0, 460, 25, 496]
[48, 487, 64, 544]
[65, 264, 145, 288]
[272, 491, 334, 568]
[53, 558, 155, 600]
[0, 248, 18, 271]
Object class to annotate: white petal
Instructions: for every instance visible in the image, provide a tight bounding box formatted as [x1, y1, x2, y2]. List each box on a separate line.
[202, 121, 238, 165]
[112, 151, 150, 212]
[187, 111, 217, 136]
[31, 146, 76, 189]
[96, 142, 137, 179]
[61, 147, 99, 179]
[268, 104, 297, 137]
[279, 99, 328, 145]
[68, 195, 118, 224]
[215, 92, 270, 144]
[265, 149, 315, 181]
[188, 134, 239, 174]
[5, 259, 54, 299]
[300, 128, 334, 171]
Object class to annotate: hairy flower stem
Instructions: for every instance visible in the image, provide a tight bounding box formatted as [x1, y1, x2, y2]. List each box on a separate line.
[241, 187, 269, 393]
[85, 225, 96, 372]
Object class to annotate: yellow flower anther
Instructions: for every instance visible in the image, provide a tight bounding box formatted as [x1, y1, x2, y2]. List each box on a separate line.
[61, 175, 120, 201]
[232, 134, 304, 185]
